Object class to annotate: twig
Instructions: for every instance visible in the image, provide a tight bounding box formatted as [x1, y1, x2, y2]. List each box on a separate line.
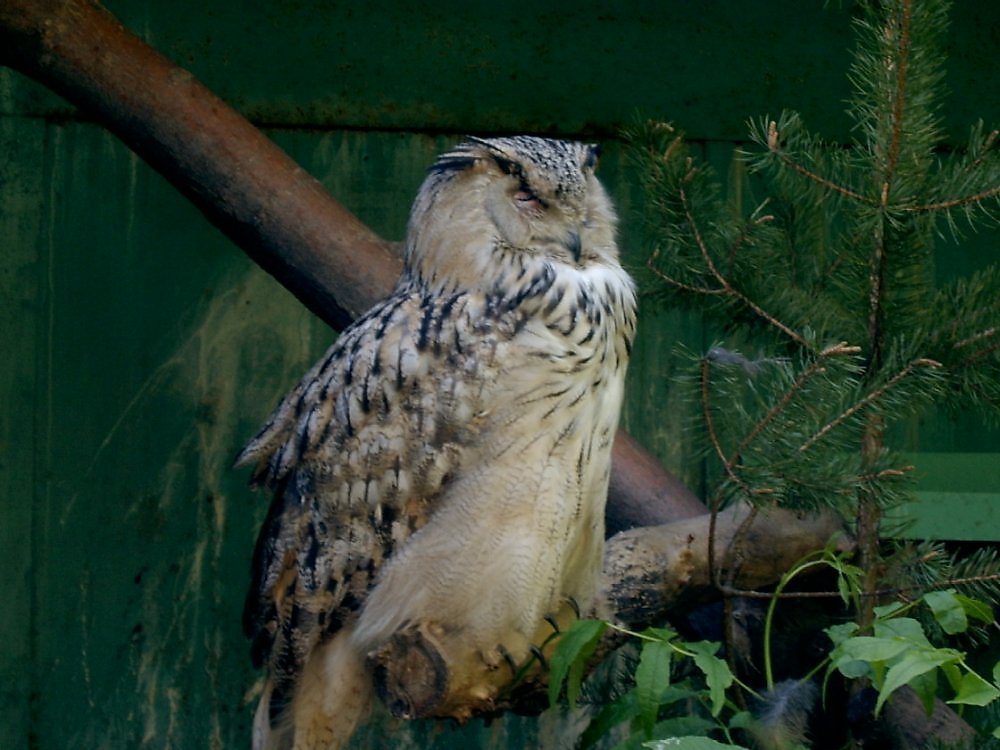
[766, 120, 872, 204]
[799, 357, 942, 452]
[954, 326, 999, 350]
[729, 343, 861, 463]
[907, 184, 1000, 213]
[676, 171, 812, 348]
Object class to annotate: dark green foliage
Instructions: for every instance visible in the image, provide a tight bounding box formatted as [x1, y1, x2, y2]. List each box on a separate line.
[627, 0, 1000, 518]
[605, 0, 1000, 746]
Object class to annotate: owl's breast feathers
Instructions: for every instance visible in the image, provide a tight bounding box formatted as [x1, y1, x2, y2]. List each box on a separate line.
[238, 251, 635, 721]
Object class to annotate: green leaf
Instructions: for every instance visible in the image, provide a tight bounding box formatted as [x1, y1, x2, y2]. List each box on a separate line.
[954, 593, 994, 624]
[643, 626, 680, 642]
[635, 639, 673, 736]
[644, 738, 750, 750]
[686, 641, 733, 716]
[873, 601, 907, 620]
[949, 671, 1000, 707]
[908, 668, 938, 715]
[582, 692, 639, 749]
[548, 619, 608, 708]
[873, 617, 931, 645]
[834, 636, 908, 664]
[824, 621, 858, 646]
[923, 590, 968, 634]
[832, 658, 871, 680]
[728, 710, 754, 730]
[942, 661, 964, 693]
[836, 573, 852, 606]
[649, 715, 717, 740]
[875, 648, 959, 715]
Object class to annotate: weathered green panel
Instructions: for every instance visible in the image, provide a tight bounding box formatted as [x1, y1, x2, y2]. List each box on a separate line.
[0, 111, 44, 745]
[888, 454, 1000, 541]
[4, 2, 998, 144]
[27, 123, 296, 748]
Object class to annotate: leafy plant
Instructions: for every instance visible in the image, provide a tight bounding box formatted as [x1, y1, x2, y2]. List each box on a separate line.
[549, 618, 751, 749]
[549, 551, 1000, 748]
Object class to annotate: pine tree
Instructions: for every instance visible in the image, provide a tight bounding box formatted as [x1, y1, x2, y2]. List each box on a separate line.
[626, 0, 1000, 744]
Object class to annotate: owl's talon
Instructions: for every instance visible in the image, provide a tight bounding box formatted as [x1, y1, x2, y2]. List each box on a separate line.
[530, 644, 548, 670]
[566, 597, 581, 619]
[544, 614, 560, 634]
[496, 644, 519, 676]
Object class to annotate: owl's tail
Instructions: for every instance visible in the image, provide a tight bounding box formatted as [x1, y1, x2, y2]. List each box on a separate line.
[253, 627, 374, 750]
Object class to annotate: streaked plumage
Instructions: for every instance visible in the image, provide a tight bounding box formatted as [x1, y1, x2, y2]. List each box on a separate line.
[237, 135, 637, 749]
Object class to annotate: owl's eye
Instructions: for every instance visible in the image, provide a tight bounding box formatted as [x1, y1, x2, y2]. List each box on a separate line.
[514, 189, 546, 211]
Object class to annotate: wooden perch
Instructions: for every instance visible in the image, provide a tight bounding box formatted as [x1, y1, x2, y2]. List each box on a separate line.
[371, 505, 849, 721]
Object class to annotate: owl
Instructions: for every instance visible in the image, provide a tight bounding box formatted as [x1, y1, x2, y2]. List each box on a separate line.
[237, 135, 637, 749]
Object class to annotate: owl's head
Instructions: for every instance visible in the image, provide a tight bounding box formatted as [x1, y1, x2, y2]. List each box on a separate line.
[403, 136, 619, 295]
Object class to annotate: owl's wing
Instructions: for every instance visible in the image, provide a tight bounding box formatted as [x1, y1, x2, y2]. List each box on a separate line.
[236, 285, 491, 717]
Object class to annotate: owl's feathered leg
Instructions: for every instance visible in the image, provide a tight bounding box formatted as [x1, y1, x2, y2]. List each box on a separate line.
[294, 627, 373, 750]
[253, 627, 373, 750]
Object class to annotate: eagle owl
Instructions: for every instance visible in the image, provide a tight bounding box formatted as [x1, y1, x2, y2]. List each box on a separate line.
[238, 135, 637, 749]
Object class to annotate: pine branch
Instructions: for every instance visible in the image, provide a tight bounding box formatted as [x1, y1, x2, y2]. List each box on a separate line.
[764, 119, 873, 204]
[731, 342, 861, 462]
[909, 183, 1000, 213]
[799, 357, 942, 453]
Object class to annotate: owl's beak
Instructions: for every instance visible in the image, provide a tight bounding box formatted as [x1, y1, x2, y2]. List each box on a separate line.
[567, 230, 582, 262]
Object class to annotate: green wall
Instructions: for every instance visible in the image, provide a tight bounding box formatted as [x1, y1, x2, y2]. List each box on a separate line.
[1, 2, 998, 748]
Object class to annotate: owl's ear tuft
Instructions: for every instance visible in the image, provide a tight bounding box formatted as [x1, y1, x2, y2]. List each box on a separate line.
[428, 154, 477, 176]
[490, 154, 522, 179]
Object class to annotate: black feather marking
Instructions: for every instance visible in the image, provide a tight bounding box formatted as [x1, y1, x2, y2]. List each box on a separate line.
[428, 155, 476, 175]
[303, 526, 321, 589]
[435, 293, 461, 347]
[567, 231, 582, 262]
[416, 297, 436, 351]
[360, 372, 372, 414]
[560, 304, 579, 336]
[376, 295, 408, 339]
[344, 399, 355, 437]
[395, 344, 406, 390]
[392, 455, 402, 488]
[543, 285, 565, 315]
[491, 153, 522, 179]
[268, 683, 293, 727]
[297, 411, 315, 459]
[343, 349, 355, 386]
